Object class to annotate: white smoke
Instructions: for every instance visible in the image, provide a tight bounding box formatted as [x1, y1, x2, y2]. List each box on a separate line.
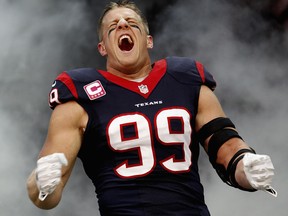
[1, 0, 287, 216]
[0, 0, 98, 215]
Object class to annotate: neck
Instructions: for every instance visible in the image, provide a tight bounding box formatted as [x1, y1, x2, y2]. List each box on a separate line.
[106, 62, 152, 81]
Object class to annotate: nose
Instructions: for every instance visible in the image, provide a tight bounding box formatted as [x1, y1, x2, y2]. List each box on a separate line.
[117, 18, 129, 30]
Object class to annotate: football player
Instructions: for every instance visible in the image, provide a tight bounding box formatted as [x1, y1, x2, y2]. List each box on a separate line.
[26, 0, 276, 215]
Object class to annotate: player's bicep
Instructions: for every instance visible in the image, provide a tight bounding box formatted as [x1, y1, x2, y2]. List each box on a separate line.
[196, 85, 249, 166]
[39, 101, 87, 182]
[195, 85, 226, 150]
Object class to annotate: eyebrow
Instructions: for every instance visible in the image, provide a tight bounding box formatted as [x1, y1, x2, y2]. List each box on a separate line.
[106, 17, 142, 37]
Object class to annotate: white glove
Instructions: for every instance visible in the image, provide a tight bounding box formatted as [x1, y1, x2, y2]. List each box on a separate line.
[243, 153, 277, 197]
[36, 153, 68, 201]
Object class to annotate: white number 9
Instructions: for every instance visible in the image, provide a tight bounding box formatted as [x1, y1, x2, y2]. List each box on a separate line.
[107, 108, 192, 178]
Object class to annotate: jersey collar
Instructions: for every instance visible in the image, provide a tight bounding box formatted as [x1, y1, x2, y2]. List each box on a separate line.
[98, 59, 167, 99]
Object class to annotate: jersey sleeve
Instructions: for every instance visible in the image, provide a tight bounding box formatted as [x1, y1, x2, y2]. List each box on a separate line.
[48, 71, 80, 109]
[194, 60, 216, 90]
[166, 56, 217, 90]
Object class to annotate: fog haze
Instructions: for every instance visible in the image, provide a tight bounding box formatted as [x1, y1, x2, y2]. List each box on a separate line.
[0, 0, 287, 215]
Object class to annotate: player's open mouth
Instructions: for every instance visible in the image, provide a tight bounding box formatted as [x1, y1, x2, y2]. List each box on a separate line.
[118, 35, 134, 51]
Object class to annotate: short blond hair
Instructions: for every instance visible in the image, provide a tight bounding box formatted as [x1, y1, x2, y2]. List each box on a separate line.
[97, 0, 150, 41]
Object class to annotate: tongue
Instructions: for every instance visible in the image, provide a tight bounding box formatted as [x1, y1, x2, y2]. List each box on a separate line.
[119, 38, 133, 51]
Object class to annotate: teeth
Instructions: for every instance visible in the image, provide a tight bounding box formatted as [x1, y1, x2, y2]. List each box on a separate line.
[119, 35, 133, 45]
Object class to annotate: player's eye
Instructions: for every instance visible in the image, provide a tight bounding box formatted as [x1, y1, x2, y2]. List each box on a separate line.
[130, 24, 140, 30]
[128, 21, 141, 31]
[108, 24, 117, 35]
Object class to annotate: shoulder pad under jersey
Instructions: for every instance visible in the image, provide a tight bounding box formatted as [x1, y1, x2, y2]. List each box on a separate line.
[48, 68, 106, 109]
[165, 56, 216, 90]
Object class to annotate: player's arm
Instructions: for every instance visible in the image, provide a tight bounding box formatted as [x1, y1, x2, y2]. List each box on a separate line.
[26, 101, 88, 209]
[195, 85, 275, 193]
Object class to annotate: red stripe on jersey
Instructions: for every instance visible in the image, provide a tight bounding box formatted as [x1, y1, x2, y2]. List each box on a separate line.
[98, 59, 167, 99]
[56, 72, 79, 99]
[195, 61, 205, 83]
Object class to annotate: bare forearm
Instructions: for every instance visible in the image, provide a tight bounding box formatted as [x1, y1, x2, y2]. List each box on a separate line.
[26, 170, 62, 209]
[215, 138, 256, 191]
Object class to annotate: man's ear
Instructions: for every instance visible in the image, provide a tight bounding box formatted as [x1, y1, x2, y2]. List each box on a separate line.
[98, 42, 107, 56]
[147, 35, 153, 49]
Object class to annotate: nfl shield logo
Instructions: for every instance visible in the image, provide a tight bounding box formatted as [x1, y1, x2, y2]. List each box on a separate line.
[138, 84, 149, 94]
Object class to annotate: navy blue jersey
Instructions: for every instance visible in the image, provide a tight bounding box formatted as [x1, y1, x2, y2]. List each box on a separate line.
[48, 57, 216, 216]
